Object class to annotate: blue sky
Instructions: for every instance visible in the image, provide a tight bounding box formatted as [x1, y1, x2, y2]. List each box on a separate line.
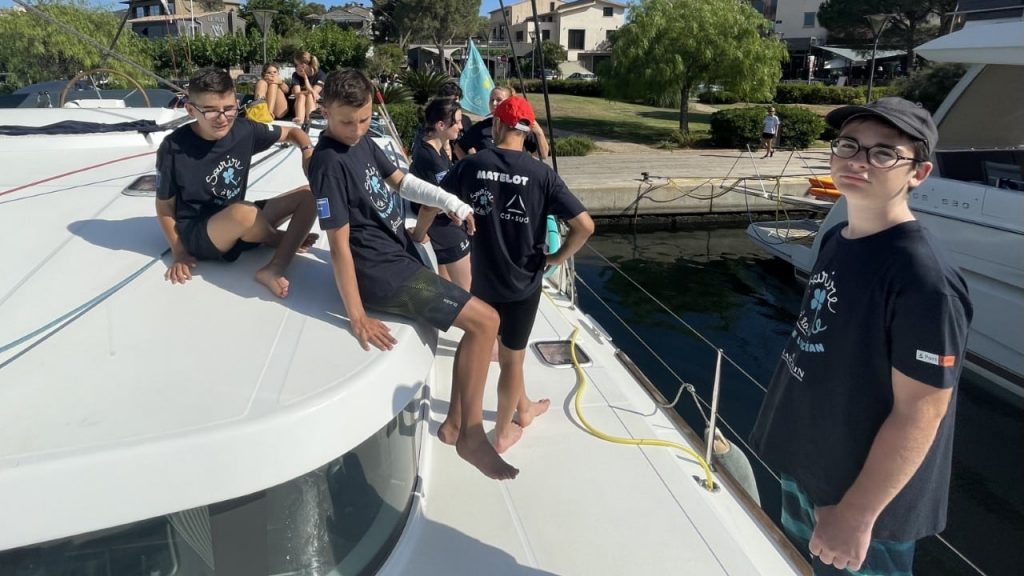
[1, 1, 511, 16]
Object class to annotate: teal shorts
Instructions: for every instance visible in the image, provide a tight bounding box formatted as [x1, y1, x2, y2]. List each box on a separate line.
[780, 475, 916, 576]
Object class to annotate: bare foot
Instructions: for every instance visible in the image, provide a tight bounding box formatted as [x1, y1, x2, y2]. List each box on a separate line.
[298, 232, 319, 253]
[255, 266, 289, 298]
[514, 398, 550, 428]
[437, 419, 460, 445]
[456, 428, 519, 480]
[494, 422, 524, 454]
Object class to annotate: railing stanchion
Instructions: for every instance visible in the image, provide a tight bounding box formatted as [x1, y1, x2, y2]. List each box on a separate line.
[704, 349, 724, 478]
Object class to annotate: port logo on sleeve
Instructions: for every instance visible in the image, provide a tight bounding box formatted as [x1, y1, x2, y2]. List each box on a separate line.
[916, 350, 956, 367]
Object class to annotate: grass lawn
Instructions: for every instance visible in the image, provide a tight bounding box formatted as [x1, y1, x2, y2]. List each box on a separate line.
[520, 93, 837, 148]
[522, 93, 709, 146]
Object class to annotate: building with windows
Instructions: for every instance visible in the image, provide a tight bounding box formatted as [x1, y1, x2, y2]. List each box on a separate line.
[770, 0, 827, 80]
[486, 0, 625, 71]
[123, 0, 244, 39]
[306, 4, 374, 37]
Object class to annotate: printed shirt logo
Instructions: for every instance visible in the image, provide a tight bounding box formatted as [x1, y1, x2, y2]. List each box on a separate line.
[317, 197, 331, 219]
[206, 155, 245, 201]
[916, 350, 956, 367]
[783, 269, 839, 381]
[501, 193, 530, 224]
[364, 164, 400, 232]
[471, 188, 494, 215]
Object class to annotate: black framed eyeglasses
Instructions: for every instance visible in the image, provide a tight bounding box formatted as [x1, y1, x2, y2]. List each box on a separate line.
[830, 136, 923, 168]
[190, 104, 239, 121]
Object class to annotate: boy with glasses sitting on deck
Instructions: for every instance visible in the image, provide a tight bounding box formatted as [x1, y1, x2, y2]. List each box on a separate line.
[750, 97, 973, 575]
[156, 68, 318, 298]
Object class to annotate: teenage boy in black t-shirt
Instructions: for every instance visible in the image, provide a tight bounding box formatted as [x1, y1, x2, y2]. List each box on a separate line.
[156, 67, 317, 298]
[308, 68, 518, 481]
[750, 98, 973, 575]
[442, 96, 594, 453]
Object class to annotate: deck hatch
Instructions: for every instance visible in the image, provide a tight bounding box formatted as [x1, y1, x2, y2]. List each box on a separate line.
[532, 340, 592, 367]
[122, 174, 157, 197]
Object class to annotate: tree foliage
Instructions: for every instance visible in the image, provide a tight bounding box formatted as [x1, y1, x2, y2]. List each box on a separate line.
[528, 40, 568, 70]
[301, 24, 371, 73]
[606, 0, 787, 133]
[0, 0, 155, 88]
[239, 0, 309, 39]
[366, 43, 407, 78]
[149, 31, 281, 79]
[817, 0, 956, 71]
[393, 0, 481, 74]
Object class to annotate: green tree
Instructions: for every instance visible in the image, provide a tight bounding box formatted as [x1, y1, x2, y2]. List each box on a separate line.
[817, 0, 957, 72]
[393, 0, 481, 74]
[0, 0, 154, 90]
[239, 0, 308, 39]
[528, 40, 567, 71]
[606, 0, 787, 133]
[366, 43, 407, 78]
[302, 25, 371, 72]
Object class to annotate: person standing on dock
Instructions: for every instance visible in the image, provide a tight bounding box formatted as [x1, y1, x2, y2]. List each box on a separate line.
[761, 106, 780, 158]
[440, 96, 594, 453]
[750, 97, 972, 575]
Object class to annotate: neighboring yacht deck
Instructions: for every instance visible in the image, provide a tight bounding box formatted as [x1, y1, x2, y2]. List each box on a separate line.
[382, 286, 807, 575]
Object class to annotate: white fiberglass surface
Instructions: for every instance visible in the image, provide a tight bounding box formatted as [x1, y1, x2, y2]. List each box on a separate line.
[380, 288, 804, 576]
[0, 124, 434, 550]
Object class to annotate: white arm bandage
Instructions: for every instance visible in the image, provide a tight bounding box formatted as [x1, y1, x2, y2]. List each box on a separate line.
[398, 174, 473, 219]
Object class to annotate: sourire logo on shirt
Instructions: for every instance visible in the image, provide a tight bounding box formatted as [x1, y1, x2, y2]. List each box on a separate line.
[206, 155, 245, 200]
[471, 188, 494, 215]
[364, 164, 397, 229]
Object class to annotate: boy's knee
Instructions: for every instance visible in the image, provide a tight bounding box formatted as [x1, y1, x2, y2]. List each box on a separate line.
[230, 202, 259, 226]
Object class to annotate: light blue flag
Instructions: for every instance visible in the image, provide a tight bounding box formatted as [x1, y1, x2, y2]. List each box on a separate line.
[459, 40, 495, 117]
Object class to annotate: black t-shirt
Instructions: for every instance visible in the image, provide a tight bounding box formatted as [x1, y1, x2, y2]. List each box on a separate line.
[750, 221, 973, 541]
[291, 69, 326, 92]
[409, 139, 467, 251]
[410, 115, 473, 158]
[458, 117, 538, 155]
[309, 134, 426, 303]
[441, 147, 585, 302]
[156, 118, 281, 222]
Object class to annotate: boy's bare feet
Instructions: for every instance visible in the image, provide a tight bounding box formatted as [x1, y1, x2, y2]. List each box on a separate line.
[255, 265, 289, 298]
[298, 232, 319, 253]
[438, 419, 460, 445]
[514, 398, 550, 428]
[494, 422, 524, 454]
[456, 426, 519, 480]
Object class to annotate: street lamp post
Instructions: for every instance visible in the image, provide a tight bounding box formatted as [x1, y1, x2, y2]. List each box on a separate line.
[865, 13, 892, 102]
[252, 9, 278, 65]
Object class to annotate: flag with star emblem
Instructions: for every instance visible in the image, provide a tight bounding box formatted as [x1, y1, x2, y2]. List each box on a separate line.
[459, 40, 495, 117]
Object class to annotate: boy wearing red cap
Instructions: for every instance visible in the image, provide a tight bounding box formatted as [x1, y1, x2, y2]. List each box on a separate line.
[440, 96, 594, 453]
[750, 98, 972, 575]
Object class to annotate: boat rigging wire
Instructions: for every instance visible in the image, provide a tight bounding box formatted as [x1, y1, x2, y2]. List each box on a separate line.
[0, 151, 157, 198]
[572, 245, 989, 576]
[12, 0, 186, 95]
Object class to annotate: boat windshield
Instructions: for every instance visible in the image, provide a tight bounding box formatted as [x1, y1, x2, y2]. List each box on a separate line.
[935, 64, 1024, 188]
[0, 394, 423, 576]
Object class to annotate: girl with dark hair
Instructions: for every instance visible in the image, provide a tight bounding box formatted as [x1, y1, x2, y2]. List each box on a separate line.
[409, 97, 471, 291]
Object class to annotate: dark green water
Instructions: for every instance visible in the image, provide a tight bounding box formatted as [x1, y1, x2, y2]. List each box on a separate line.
[574, 226, 1023, 576]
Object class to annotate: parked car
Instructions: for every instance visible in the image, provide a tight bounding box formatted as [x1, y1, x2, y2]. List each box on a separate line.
[567, 72, 597, 81]
[534, 69, 559, 80]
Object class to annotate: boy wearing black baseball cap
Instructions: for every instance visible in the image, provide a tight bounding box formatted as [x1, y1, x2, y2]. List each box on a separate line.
[751, 97, 973, 574]
[441, 96, 594, 453]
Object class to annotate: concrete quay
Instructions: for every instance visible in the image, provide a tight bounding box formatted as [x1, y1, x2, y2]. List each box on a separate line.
[553, 148, 834, 218]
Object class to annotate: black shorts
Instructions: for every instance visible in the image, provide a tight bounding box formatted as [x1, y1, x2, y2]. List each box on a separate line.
[177, 200, 267, 262]
[487, 288, 542, 351]
[761, 132, 776, 140]
[365, 266, 471, 331]
[429, 221, 470, 265]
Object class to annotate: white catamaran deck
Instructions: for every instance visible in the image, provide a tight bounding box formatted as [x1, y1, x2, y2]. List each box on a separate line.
[381, 286, 804, 575]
